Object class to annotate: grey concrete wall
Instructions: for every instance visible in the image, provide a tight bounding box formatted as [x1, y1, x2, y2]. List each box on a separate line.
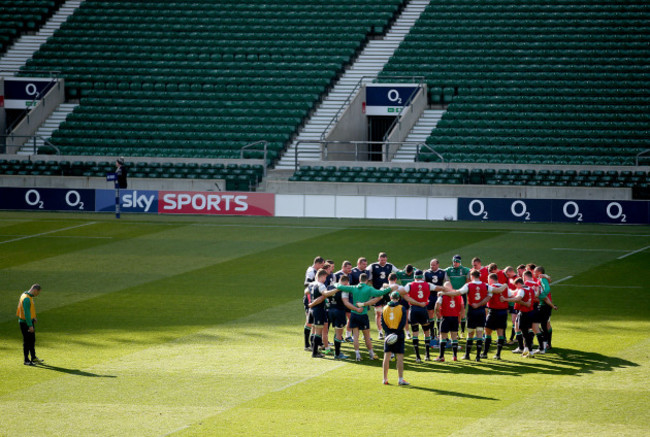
[385, 85, 427, 160]
[324, 85, 368, 161]
[5, 79, 65, 153]
[264, 180, 632, 200]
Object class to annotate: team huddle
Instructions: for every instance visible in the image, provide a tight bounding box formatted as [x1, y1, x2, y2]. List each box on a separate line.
[303, 253, 558, 384]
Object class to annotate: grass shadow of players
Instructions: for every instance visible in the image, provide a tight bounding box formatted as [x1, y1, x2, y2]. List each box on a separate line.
[405, 385, 498, 401]
[37, 363, 117, 378]
[345, 344, 638, 378]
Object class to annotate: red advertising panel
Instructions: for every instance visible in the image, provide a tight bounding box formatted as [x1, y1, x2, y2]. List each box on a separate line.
[158, 191, 274, 216]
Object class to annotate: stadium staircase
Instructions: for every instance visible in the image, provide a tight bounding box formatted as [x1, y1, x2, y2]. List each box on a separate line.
[0, 0, 82, 75]
[17, 102, 78, 155]
[274, 0, 431, 169]
[392, 109, 445, 162]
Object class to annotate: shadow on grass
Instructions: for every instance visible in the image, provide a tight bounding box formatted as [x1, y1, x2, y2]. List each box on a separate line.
[340, 343, 638, 378]
[37, 363, 116, 378]
[405, 385, 498, 400]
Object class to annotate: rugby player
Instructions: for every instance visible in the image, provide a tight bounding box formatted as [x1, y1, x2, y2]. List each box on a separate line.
[445, 255, 470, 337]
[381, 291, 410, 386]
[424, 258, 449, 345]
[395, 264, 415, 339]
[534, 266, 557, 352]
[399, 270, 436, 363]
[303, 256, 324, 350]
[307, 269, 341, 358]
[345, 258, 367, 341]
[471, 257, 490, 283]
[440, 270, 506, 361]
[434, 281, 464, 362]
[328, 275, 352, 359]
[336, 273, 392, 361]
[501, 277, 536, 357]
[482, 269, 511, 359]
[367, 252, 398, 339]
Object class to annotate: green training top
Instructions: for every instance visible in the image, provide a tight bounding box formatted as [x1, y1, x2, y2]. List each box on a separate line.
[539, 277, 551, 306]
[445, 265, 470, 289]
[396, 270, 415, 285]
[335, 283, 391, 315]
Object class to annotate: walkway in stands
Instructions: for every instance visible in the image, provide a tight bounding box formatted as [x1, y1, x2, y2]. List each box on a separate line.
[0, 0, 83, 75]
[392, 109, 445, 162]
[18, 103, 78, 155]
[275, 0, 431, 169]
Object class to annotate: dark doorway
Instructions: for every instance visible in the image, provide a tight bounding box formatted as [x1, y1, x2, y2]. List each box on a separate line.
[367, 116, 396, 161]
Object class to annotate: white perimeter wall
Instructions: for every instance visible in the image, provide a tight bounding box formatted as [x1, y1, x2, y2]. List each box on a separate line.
[275, 194, 457, 220]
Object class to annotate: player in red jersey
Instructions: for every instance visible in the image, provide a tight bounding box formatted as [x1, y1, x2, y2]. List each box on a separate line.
[433, 281, 464, 362]
[399, 270, 441, 363]
[471, 257, 490, 283]
[523, 270, 546, 352]
[482, 269, 511, 360]
[439, 270, 506, 361]
[501, 277, 536, 357]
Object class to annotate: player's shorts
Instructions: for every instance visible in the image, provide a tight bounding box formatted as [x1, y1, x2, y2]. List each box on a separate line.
[349, 313, 370, 331]
[306, 308, 314, 325]
[461, 293, 468, 306]
[517, 311, 534, 333]
[467, 307, 487, 330]
[440, 316, 459, 333]
[529, 306, 539, 323]
[311, 306, 327, 326]
[303, 294, 310, 311]
[409, 306, 429, 326]
[426, 298, 437, 311]
[485, 308, 508, 331]
[508, 302, 517, 314]
[384, 333, 405, 354]
[536, 305, 552, 325]
[328, 307, 347, 329]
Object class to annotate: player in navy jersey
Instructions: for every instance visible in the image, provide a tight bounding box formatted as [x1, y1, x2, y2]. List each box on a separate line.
[367, 252, 398, 339]
[303, 256, 324, 350]
[320, 261, 336, 355]
[328, 274, 352, 359]
[345, 258, 366, 341]
[424, 258, 449, 344]
[307, 269, 341, 358]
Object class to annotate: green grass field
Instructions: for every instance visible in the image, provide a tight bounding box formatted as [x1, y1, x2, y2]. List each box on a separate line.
[0, 211, 648, 437]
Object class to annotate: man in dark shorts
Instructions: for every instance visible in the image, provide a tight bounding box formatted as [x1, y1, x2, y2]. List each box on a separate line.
[328, 275, 351, 360]
[303, 256, 324, 350]
[308, 269, 342, 358]
[424, 258, 448, 346]
[381, 291, 409, 386]
[434, 282, 464, 362]
[367, 252, 397, 339]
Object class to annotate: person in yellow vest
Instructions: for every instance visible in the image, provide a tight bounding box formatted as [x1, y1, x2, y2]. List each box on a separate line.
[381, 291, 409, 386]
[17, 284, 44, 366]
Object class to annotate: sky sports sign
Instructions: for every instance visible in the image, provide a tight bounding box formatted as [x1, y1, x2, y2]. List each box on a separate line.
[0, 187, 275, 216]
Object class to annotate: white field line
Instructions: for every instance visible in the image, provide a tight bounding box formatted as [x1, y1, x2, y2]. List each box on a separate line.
[552, 276, 573, 285]
[552, 248, 630, 252]
[0, 222, 96, 245]
[617, 245, 650, 260]
[0, 234, 111, 240]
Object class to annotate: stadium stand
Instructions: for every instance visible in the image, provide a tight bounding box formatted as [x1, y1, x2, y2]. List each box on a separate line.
[0, 0, 64, 55]
[19, 0, 407, 162]
[377, 0, 650, 167]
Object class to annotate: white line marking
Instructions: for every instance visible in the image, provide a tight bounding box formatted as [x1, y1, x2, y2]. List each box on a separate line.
[552, 248, 630, 252]
[554, 284, 641, 289]
[617, 245, 650, 260]
[552, 276, 573, 285]
[0, 222, 96, 244]
[0, 234, 111, 240]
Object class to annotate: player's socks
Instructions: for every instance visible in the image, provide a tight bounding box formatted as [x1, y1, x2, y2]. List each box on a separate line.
[496, 336, 505, 357]
[536, 332, 545, 350]
[525, 331, 534, 351]
[439, 340, 447, 358]
[461, 319, 466, 334]
[311, 335, 322, 357]
[464, 338, 473, 359]
[483, 335, 492, 356]
[334, 338, 342, 356]
[304, 326, 312, 348]
[476, 338, 484, 360]
[413, 337, 421, 361]
[516, 332, 524, 350]
[425, 336, 432, 359]
[452, 340, 458, 358]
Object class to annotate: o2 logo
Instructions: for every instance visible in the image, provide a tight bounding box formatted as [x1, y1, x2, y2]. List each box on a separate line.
[24, 189, 86, 210]
[467, 199, 531, 221]
[561, 201, 627, 223]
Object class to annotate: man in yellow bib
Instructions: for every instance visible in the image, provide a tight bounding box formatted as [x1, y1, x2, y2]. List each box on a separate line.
[17, 284, 43, 366]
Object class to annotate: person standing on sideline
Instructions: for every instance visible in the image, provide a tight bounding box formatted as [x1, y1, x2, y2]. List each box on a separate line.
[115, 157, 128, 189]
[381, 291, 410, 386]
[17, 284, 44, 366]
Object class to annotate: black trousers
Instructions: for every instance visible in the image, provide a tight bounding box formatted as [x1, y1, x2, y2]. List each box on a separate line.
[20, 321, 36, 361]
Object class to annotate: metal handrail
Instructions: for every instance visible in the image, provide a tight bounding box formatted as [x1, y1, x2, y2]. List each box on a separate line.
[635, 149, 650, 167]
[293, 140, 425, 172]
[320, 76, 371, 141]
[0, 134, 61, 155]
[382, 76, 426, 143]
[415, 143, 445, 164]
[240, 140, 268, 176]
